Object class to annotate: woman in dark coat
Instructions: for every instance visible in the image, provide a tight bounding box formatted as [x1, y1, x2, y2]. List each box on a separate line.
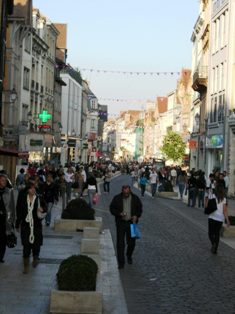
[16, 182, 47, 274]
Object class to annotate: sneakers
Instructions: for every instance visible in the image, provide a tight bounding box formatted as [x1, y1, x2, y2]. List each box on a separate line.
[118, 264, 124, 269]
[127, 257, 133, 265]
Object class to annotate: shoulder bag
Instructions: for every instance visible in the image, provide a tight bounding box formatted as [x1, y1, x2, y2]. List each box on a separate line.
[204, 194, 217, 215]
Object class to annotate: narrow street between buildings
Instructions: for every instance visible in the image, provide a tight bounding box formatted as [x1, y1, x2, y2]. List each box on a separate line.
[98, 174, 235, 314]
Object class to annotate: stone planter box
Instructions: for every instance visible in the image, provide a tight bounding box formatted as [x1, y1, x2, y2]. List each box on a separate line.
[83, 227, 100, 239]
[81, 238, 100, 255]
[86, 254, 101, 270]
[54, 217, 102, 232]
[221, 225, 235, 237]
[50, 290, 102, 314]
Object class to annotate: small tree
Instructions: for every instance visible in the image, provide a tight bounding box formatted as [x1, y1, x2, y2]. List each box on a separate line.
[161, 131, 186, 163]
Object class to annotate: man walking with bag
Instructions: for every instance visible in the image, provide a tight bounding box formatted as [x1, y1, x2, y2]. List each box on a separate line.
[110, 185, 142, 269]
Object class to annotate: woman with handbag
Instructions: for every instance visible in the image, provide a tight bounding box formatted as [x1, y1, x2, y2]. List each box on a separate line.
[16, 182, 47, 274]
[205, 183, 230, 254]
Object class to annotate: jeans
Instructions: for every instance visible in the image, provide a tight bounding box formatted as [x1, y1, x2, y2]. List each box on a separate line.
[103, 181, 110, 193]
[151, 183, 157, 197]
[208, 218, 223, 252]
[188, 187, 197, 207]
[140, 184, 146, 196]
[45, 202, 54, 225]
[88, 189, 96, 208]
[198, 190, 205, 208]
[178, 183, 185, 199]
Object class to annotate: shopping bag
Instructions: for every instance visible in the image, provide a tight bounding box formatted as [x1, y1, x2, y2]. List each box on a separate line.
[130, 223, 141, 239]
[92, 193, 99, 205]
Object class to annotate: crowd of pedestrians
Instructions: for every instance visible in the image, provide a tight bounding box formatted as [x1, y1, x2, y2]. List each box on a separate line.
[121, 161, 231, 255]
[0, 158, 232, 274]
[0, 160, 117, 273]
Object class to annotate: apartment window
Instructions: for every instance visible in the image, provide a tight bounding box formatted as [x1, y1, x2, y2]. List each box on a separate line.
[212, 68, 215, 94]
[224, 10, 228, 46]
[22, 104, 29, 122]
[221, 63, 224, 90]
[24, 34, 31, 53]
[23, 67, 30, 90]
[216, 66, 219, 92]
[219, 63, 222, 91]
[216, 18, 221, 51]
[212, 21, 216, 54]
[210, 97, 214, 123]
[91, 99, 96, 110]
[91, 119, 95, 129]
[214, 96, 217, 122]
[221, 13, 225, 48]
[218, 95, 224, 122]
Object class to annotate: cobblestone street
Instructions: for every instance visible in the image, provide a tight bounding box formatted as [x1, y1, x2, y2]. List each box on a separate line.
[98, 174, 235, 314]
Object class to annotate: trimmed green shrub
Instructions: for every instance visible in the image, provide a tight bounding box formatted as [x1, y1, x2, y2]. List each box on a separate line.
[61, 198, 95, 220]
[56, 255, 98, 291]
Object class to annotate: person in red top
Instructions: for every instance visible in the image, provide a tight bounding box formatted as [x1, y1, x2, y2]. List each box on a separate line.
[27, 164, 37, 178]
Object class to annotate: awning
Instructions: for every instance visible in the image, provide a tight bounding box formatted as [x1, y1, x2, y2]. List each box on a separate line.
[0, 147, 29, 158]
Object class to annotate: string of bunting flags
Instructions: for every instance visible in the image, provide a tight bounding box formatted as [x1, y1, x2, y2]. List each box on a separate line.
[55, 63, 181, 76]
[80, 68, 180, 76]
[98, 97, 148, 103]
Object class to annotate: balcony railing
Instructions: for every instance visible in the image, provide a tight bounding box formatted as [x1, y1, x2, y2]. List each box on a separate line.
[192, 66, 208, 93]
[193, 66, 208, 82]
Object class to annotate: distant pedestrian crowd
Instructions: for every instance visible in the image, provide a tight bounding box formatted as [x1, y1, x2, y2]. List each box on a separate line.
[0, 160, 117, 273]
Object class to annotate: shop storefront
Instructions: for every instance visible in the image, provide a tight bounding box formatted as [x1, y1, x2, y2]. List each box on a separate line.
[206, 135, 224, 173]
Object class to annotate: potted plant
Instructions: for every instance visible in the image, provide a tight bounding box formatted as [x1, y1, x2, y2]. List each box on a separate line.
[61, 198, 95, 220]
[54, 198, 103, 232]
[50, 255, 102, 314]
[57, 255, 98, 291]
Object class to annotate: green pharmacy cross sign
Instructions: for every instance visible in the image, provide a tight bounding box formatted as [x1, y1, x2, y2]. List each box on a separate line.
[38, 110, 52, 123]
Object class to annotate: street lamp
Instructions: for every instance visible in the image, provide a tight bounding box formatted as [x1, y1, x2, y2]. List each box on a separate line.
[10, 88, 17, 102]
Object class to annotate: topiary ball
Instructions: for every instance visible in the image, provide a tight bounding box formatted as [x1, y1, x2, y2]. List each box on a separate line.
[56, 255, 98, 291]
[61, 198, 95, 220]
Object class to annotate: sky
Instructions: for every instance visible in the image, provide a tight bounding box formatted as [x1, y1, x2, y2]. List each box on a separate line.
[33, 0, 199, 116]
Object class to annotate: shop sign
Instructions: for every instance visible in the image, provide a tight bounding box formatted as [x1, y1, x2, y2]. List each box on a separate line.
[38, 110, 52, 123]
[206, 135, 223, 148]
[188, 140, 198, 150]
[67, 139, 76, 147]
[30, 139, 43, 146]
[38, 125, 51, 129]
[88, 132, 96, 140]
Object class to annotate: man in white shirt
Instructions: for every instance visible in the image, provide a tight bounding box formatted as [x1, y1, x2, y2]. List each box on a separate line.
[170, 168, 177, 187]
[149, 169, 158, 198]
[223, 170, 229, 196]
